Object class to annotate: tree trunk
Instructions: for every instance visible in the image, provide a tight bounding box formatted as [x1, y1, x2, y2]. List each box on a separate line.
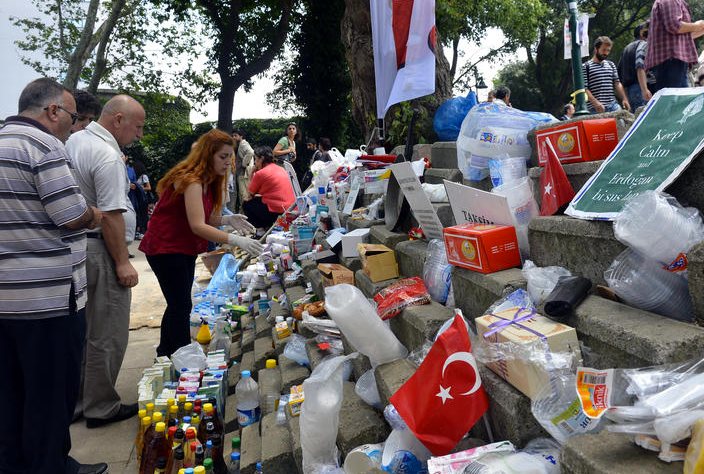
[63, 0, 101, 89]
[87, 0, 127, 93]
[341, 0, 452, 143]
[217, 79, 236, 133]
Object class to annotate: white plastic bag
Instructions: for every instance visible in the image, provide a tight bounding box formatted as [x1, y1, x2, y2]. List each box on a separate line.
[324, 284, 408, 367]
[283, 333, 310, 366]
[171, 342, 207, 372]
[521, 260, 571, 305]
[301, 352, 359, 474]
[421, 183, 448, 202]
[489, 154, 528, 188]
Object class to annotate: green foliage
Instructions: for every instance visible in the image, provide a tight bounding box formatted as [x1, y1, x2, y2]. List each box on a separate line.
[493, 62, 547, 113]
[386, 100, 435, 149]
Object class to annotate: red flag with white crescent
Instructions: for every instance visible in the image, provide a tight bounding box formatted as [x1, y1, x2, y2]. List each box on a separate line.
[389, 313, 489, 455]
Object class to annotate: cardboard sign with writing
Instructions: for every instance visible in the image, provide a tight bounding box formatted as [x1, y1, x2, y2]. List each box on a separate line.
[283, 160, 302, 197]
[567, 89, 704, 220]
[443, 180, 513, 227]
[390, 162, 444, 240]
[342, 174, 361, 215]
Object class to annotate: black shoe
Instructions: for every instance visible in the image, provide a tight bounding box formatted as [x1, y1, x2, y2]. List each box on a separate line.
[128, 253, 135, 259]
[85, 403, 138, 429]
[77, 462, 109, 474]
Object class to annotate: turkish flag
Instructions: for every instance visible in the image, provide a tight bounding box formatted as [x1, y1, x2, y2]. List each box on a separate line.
[389, 313, 489, 455]
[540, 137, 575, 216]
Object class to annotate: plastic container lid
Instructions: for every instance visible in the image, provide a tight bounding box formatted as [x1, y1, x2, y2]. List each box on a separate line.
[168, 426, 178, 437]
[138, 409, 146, 419]
[146, 402, 155, 410]
[142, 416, 151, 426]
[183, 416, 191, 423]
[186, 428, 196, 439]
[231, 452, 241, 461]
[155, 422, 166, 432]
[194, 467, 205, 474]
[170, 405, 178, 413]
[266, 359, 277, 369]
[318, 186, 326, 194]
[206, 440, 213, 448]
[232, 437, 241, 448]
[152, 412, 163, 422]
[256, 462, 262, 469]
[241, 370, 251, 377]
[203, 403, 213, 413]
[203, 458, 213, 469]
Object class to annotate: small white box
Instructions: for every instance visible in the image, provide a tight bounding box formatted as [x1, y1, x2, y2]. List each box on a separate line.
[342, 228, 370, 258]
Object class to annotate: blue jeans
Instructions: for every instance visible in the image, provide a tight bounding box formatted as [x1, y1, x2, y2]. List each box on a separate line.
[590, 100, 621, 114]
[627, 83, 647, 111]
[653, 58, 688, 92]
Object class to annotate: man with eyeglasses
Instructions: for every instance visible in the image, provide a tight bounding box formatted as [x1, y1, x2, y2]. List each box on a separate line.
[0, 77, 106, 474]
[72, 89, 103, 134]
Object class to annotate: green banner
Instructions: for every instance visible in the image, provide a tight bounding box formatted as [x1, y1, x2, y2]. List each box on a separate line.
[566, 89, 704, 220]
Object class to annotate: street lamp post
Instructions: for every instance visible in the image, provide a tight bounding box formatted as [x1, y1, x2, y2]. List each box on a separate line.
[566, 0, 590, 116]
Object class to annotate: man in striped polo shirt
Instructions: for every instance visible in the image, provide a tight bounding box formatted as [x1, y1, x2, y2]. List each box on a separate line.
[582, 36, 631, 114]
[0, 78, 106, 473]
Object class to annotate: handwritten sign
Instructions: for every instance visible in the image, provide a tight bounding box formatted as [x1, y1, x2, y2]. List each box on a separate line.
[390, 162, 444, 240]
[443, 180, 513, 226]
[567, 89, 704, 220]
[342, 174, 361, 215]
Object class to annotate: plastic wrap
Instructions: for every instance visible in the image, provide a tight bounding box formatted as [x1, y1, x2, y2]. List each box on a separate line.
[485, 288, 535, 315]
[421, 183, 449, 202]
[474, 338, 578, 375]
[325, 284, 408, 367]
[492, 177, 540, 257]
[521, 260, 572, 305]
[433, 92, 478, 141]
[355, 369, 382, 409]
[206, 253, 241, 296]
[301, 353, 359, 474]
[489, 155, 528, 188]
[373, 277, 432, 321]
[604, 247, 693, 321]
[457, 438, 561, 474]
[283, 334, 310, 367]
[423, 240, 453, 304]
[171, 342, 207, 372]
[456, 101, 556, 181]
[613, 190, 704, 267]
[210, 318, 232, 359]
[426, 441, 516, 474]
[301, 312, 341, 337]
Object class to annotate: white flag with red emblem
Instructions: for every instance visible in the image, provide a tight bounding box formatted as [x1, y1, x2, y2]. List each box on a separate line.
[390, 313, 489, 455]
[370, 0, 436, 118]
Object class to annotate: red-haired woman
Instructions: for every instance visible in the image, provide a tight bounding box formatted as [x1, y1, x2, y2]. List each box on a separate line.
[139, 129, 263, 356]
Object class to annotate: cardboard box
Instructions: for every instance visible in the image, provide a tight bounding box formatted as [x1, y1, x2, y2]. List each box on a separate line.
[318, 263, 354, 287]
[535, 118, 618, 166]
[363, 169, 390, 194]
[342, 228, 370, 258]
[358, 243, 399, 282]
[443, 223, 520, 274]
[288, 384, 304, 417]
[476, 307, 582, 399]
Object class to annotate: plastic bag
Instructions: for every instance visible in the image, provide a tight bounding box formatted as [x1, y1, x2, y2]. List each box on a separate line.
[206, 253, 241, 296]
[325, 284, 408, 367]
[301, 352, 359, 474]
[283, 333, 310, 367]
[421, 183, 448, 202]
[433, 92, 478, 141]
[456, 101, 557, 181]
[457, 438, 561, 474]
[489, 155, 528, 188]
[613, 190, 704, 267]
[355, 369, 383, 409]
[426, 441, 516, 474]
[521, 260, 572, 305]
[492, 177, 540, 258]
[374, 277, 432, 321]
[210, 318, 232, 360]
[423, 240, 452, 304]
[301, 312, 341, 337]
[485, 288, 535, 315]
[171, 341, 207, 372]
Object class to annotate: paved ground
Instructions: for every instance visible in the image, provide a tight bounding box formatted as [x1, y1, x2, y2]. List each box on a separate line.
[69, 241, 182, 473]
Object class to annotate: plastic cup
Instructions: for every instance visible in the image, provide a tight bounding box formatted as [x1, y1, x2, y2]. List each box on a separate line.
[344, 443, 385, 474]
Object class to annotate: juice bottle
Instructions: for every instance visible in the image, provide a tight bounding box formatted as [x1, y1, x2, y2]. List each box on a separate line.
[203, 458, 213, 474]
[146, 403, 155, 420]
[191, 413, 200, 427]
[153, 457, 167, 473]
[140, 422, 169, 474]
[204, 439, 213, 460]
[167, 426, 178, 444]
[184, 430, 197, 467]
[137, 415, 151, 465]
[169, 446, 184, 474]
[177, 395, 187, 420]
[197, 404, 221, 444]
[194, 443, 205, 467]
[210, 434, 227, 474]
[172, 428, 185, 450]
[168, 404, 179, 425]
[184, 402, 193, 418]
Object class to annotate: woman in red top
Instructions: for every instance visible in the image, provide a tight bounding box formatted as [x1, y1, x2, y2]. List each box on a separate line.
[139, 129, 263, 356]
[242, 146, 296, 231]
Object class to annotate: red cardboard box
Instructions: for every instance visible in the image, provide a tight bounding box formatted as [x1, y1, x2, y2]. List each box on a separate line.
[443, 223, 521, 274]
[536, 118, 618, 166]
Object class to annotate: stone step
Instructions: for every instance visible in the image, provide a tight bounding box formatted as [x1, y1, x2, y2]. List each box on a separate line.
[373, 358, 417, 408]
[337, 381, 390, 459]
[369, 225, 408, 249]
[240, 420, 261, 474]
[424, 168, 463, 185]
[339, 255, 363, 273]
[341, 334, 372, 381]
[240, 351, 255, 380]
[284, 285, 308, 309]
[394, 239, 428, 278]
[528, 215, 625, 287]
[224, 392, 239, 433]
[304, 338, 330, 371]
[354, 269, 398, 298]
[689, 242, 704, 325]
[255, 314, 272, 338]
[347, 218, 385, 231]
[431, 141, 458, 169]
[241, 328, 256, 353]
[389, 302, 454, 353]
[451, 267, 526, 321]
[228, 363, 241, 395]
[561, 431, 681, 474]
[258, 366, 283, 417]
[565, 295, 704, 368]
[283, 270, 305, 289]
[278, 353, 310, 394]
[261, 412, 297, 473]
[272, 327, 291, 357]
[254, 337, 276, 372]
[267, 285, 284, 299]
[287, 415, 303, 473]
[268, 300, 289, 320]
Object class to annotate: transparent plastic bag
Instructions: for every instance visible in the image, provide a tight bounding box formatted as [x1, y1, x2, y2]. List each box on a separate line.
[283, 333, 310, 367]
[521, 260, 572, 305]
[355, 369, 382, 409]
[492, 177, 540, 258]
[206, 253, 241, 296]
[456, 101, 556, 181]
[423, 239, 452, 304]
[427, 441, 516, 474]
[301, 312, 341, 338]
[474, 338, 578, 375]
[421, 183, 448, 202]
[613, 190, 704, 267]
[171, 341, 207, 372]
[462, 438, 561, 474]
[489, 154, 528, 188]
[485, 288, 535, 315]
[301, 352, 359, 474]
[211, 318, 231, 359]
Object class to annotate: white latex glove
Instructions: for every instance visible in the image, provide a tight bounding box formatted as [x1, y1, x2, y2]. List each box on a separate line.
[221, 214, 255, 234]
[228, 234, 264, 255]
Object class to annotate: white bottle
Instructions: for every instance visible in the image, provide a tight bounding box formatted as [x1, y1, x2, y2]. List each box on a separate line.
[236, 370, 260, 427]
[260, 359, 281, 416]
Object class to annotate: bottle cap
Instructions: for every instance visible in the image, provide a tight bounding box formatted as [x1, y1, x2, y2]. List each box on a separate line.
[191, 414, 200, 424]
[206, 440, 213, 448]
[138, 409, 146, 419]
[183, 416, 191, 423]
[266, 359, 277, 369]
[168, 426, 177, 438]
[203, 458, 213, 469]
[190, 441, 197, 451]
[194, 406, 202, 414]
[178, 395, 187, 402]
[185, 402, 193, 410]
[174, 446, 185, 459]
[184, 469, 193, 474]
[146, 402, 155, 411]
[194, 399, 202, 407]
[152, 412, 163, 422]
[206, 422, 215, 432]
[175, 428, 184, 439]
[318, 186, 326, 193]
[194, 467, 205, 474]
[186, 428, 196, 439]
[256, 462, 262, 469]
[167, 398, 175, 407]
[155, 422, 166, 432]
[203, 403, 213, 413]
[170, 405, 178, 414]
[156, 457, 167, 469]
[232, 437, 241, 448]
[231, 452, 241, 461]
[142, 416, 151, 426]
[179, 470, 186, 474]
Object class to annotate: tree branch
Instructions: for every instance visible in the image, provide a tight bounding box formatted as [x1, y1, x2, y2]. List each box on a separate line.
[88, 0, 127, 92]
[450, 37, 459, 80]
[452, 42, 510, 86]
[56, 0, 67, 60]
[63, 0, 101, 89]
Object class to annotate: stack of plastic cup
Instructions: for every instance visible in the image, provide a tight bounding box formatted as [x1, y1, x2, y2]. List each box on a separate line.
[604, 248, 693, 322]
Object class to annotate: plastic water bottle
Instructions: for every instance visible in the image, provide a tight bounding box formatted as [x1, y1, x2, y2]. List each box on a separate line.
[235, 371, 260, 427]
[255, 461, 262, 474]
[215, 291, 226, 314]
[228, 452, 240, 474]
[260, 359, 281, 416]
[190, 305, 202, 340]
